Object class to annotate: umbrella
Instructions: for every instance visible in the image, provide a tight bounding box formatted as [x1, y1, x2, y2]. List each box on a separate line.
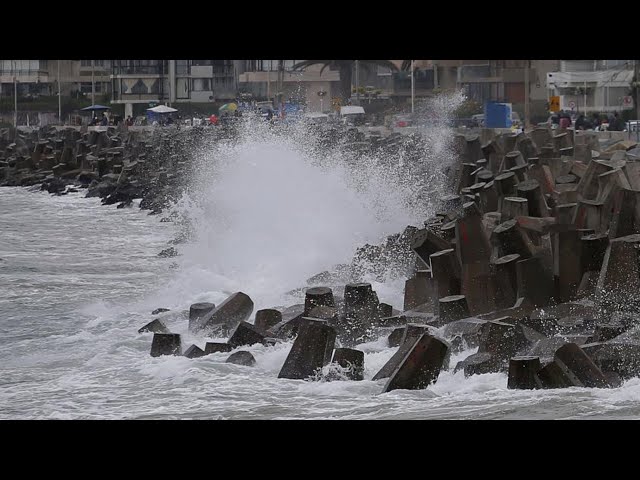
[146, 105, 178, 113]
[81, 104, 111, 111]
[219, 103, 238, 112]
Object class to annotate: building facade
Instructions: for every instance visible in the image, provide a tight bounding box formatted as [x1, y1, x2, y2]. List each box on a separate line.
[236, 60, 340, 112]
[546, 60, 634, 114]
[111, 60, 237, 117]
[0, 60, 112, 99]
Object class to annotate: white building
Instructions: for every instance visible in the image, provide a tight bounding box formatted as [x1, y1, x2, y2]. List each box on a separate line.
[547, 60, 634, 114]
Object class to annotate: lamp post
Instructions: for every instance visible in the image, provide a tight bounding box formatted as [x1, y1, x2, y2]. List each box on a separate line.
[13, 60, 18, 128]
[355, 59, 360, 105]
[411, 59, 415, 114]
[58, 60, 62, 124]
[91, 59, 95, 106]
[317, 89, 326, 112]
[524, 60, 530, 130]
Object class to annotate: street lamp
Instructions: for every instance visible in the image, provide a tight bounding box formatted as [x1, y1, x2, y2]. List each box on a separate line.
[317, 89, 327, 113]
[411, 60, 415, 114]
[13, 60, 18, 128]
[58, 60, 62, 125]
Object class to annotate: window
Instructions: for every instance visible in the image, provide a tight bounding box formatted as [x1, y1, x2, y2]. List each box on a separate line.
[176, 78, 189, 99]
[81, 60, 107, 67]
[192, 60, 212, 66]
[80, 82, 102, 93]
[176, 60, 190, 75]
[192, 78, 212, 91]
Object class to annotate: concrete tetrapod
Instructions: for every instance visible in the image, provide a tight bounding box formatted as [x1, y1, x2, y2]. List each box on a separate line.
[278, 318, 337, 380]
[382, 334, 449, 393]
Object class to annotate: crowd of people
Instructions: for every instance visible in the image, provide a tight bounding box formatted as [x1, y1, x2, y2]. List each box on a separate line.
[551, 110, 627, 131]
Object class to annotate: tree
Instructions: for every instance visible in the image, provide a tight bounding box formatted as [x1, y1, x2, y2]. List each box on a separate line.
[292, 60, 403, 102]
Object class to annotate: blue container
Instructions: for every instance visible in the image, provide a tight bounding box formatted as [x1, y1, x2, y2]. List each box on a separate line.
[484, 102, 512, 128]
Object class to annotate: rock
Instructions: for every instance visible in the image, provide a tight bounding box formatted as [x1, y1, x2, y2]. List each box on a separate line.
[341, 282, 380, 345]
[308, 306, 338, 322]
[411, 228, 451, 264]
[189, 302, 216, 327]
[449, 335, 466, 353]
[442, 318, 487, 348]
[158, 247, 178, 258]
[304, 286, 335, 316]
[278, 318, 337, 380]
[378, 303, 393, 318]
[592, 324, 629, 343]
[554, 343, 610, 388]
[382, 334, 449, 393]
[596, 234, 640, 309]
[519, 317, 559, 337]
[191, 292, 254, 336]
[228, 321, 267, 348]
[204, 342, 232, 355]
[403, 271, 435, 311]
[493, 254, 521, 309]
[456, 352, 504, 376]
[332, 348, 365, 381]
[183, 344, 206, 358]
[438, 295, 470, 324]
[537, 360, 580, 388]
[152, 308, 170, 315]
[507, 356, 543, 389]
[516, 256, 553, 308]
[138, 319, 169, 334]
[226, 351, 256, 366]
[373, 324, 433, 380]
[254, 309, 282, 331]
[262, 337, 279, 347]
[552, 228, 583, 302]
[430, 249, 462, 304]
[581, 339, 640, 380]
[477, 319, 529, 362]
[150, 333, 181, 357]
[388, 327, 405, 347]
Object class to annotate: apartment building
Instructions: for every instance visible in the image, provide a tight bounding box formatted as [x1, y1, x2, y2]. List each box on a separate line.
[546, 60, 634, 114]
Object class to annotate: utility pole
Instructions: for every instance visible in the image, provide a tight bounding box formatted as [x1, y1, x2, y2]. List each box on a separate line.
[12, 60, 17, 128]
[58, 60, 62, 124]
[524, 60, 530, 131]
[635, 59, 639, 141]
[267, 60, 271, 103]
[635, 59, 640, 122]
[91, 59, 95, 105]
[355, 60, 360, 105]
[411, 60, 415, 114]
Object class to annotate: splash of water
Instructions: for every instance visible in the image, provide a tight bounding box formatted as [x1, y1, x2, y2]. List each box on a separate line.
[162, 92, 465, 311]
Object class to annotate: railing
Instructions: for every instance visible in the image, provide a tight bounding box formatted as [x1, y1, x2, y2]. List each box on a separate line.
[112, 66, 164, 75]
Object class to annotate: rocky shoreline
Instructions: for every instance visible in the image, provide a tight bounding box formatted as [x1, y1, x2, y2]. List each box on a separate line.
[139, 126, 640, 393]
[4, 122, 640, 393]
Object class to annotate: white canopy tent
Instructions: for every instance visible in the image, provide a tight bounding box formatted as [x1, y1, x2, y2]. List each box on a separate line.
[146, 105, 178, 113]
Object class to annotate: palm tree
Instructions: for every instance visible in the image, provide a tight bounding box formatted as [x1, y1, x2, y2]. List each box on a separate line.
[292, 60, 404, 102]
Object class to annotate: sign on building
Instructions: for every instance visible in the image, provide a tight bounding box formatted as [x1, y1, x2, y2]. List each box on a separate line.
[549, 96, 560, 112]
[622, 96, 633, 110]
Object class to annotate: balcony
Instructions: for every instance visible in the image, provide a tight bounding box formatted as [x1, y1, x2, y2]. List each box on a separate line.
[112, 66, 165, 76]
[112, 93, 162, 103]
[239, 69, 339, 83]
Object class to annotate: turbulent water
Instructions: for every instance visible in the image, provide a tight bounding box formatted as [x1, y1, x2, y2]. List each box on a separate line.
[2, 98, 640, 419]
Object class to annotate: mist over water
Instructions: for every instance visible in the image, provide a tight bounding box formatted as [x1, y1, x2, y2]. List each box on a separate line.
[3, 91, 639, 419]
